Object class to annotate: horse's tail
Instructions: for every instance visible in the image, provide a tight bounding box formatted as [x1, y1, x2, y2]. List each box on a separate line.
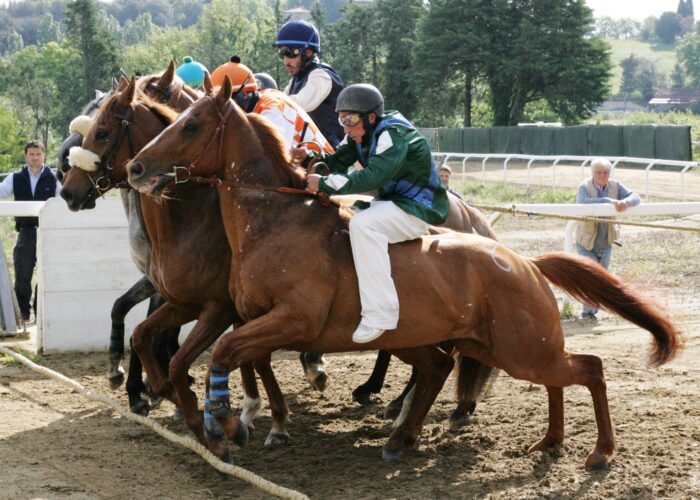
[531, 252, 684, 367]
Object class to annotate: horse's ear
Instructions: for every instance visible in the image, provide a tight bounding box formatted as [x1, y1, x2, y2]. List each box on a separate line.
[117, 77, 137, 105]
[116, 76, 129, 93]
[216, 75, 233, 107]
[203, 71, 213, 96]
[159, 60, 176, 87]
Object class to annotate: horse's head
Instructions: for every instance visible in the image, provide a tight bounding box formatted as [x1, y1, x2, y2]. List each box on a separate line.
[56, 90, 110, 182]
[128, 74, 302, 197]
[138, 61, 201, 112]
[61, 77, 178, 211]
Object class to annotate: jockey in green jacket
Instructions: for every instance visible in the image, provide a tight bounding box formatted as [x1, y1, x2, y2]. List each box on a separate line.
[296, 83, 448, 343]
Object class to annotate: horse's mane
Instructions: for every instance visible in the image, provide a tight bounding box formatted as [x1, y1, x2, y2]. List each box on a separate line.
[247, 112, 306, 189]
[138, 93, 179, 125]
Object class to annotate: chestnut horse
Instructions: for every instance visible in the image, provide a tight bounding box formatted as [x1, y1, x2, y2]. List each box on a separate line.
[127, 78, 682, 469]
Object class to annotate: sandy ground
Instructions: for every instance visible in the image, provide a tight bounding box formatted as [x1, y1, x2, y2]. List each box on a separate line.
[1, 317, 698, 499]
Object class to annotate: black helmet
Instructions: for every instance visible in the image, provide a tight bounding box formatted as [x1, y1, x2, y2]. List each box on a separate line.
[335, 83, 384, 117]
[254, 72, 278, 90]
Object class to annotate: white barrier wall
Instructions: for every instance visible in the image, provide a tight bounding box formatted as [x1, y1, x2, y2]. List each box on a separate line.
[37, 197, 194, 353]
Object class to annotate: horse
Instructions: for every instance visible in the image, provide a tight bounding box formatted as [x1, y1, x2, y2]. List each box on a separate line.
[63, 77, 291, 446]
[127, 77, 683, 469]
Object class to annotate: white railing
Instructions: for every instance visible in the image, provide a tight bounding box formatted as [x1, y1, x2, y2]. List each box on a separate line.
[433, 153, 700, 201]
[506, 202, 700, 252]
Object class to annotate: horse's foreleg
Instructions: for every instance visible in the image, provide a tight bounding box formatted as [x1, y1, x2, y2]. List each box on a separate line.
[352, 350, 392, 405]
[169, 307, 233, 444]
[239, 362, 261, 432]
[207, 306, 311, 458]
[449, 355, 497, 429]
[254, 353, 290, 446]
[108, 276, 156, 388]
[384, 366, 416, 420]
[132, 303, 195, 406]
[299, 352, 328, 392]
[383, 346, 454, 460]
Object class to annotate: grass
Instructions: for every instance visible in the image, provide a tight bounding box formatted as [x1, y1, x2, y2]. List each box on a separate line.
[0, 349, 41, 365]
[607, 39, 677, 96]
[452, 181, 575, 205]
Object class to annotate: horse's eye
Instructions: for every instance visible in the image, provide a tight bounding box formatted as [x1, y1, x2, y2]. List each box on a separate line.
[95, 130, 109, 142]
[183, 121, 198, 133]
[61, 164, 71, 173]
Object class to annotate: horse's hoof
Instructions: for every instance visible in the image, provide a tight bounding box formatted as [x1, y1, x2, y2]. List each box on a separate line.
[171, 406, 184, 422]
[233, 421, 249, 448]
[585, 450, 610, 470]
[383, 401, 403, 420]
[130, 400, 149, 416]
[220, 449, 233, 465]
[352, 390, 373, 406]
[382, 448, 403, 461]
[448, 411, 470, 430]
[264, 431, 290, 446]
[310, 371, 328, 392]
[528, 437, 562, 454]
[107, 371, 125, 390]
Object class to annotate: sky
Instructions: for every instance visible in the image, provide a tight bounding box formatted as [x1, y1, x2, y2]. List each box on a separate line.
[585, 0, 684, 21]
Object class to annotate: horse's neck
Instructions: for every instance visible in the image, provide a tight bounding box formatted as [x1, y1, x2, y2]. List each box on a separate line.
[121, 188, 151, 276]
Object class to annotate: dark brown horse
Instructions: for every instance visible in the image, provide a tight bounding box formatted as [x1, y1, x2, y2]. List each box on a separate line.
[128, 78, 683, 469]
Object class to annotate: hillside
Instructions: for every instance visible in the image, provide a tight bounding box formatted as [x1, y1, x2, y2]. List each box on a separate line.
[606, 38, 677, 96]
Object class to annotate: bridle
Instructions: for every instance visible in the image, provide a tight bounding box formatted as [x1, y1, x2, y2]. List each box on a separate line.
[88, 103, 136, 195]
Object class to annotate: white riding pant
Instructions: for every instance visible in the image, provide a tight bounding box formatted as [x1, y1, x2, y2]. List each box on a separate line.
[349, 200, 429, 330]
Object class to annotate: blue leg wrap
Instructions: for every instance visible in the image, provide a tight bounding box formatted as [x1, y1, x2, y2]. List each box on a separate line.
[208, 363, 231, 418]
[204, 397, 225, 440]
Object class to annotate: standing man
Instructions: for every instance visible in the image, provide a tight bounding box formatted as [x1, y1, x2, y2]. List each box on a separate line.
[0, 140, 61, 322]
[574, 157, 640, 319]
[295, 84, 448, 344]
[274, 19, 345, 148]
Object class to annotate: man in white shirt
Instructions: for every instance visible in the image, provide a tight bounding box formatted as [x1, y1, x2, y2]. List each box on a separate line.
[0, 140, 61, 322]
[274, 20, 345, 148]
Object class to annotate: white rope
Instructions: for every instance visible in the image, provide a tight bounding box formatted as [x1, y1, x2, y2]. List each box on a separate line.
[0, 346, 308, 500]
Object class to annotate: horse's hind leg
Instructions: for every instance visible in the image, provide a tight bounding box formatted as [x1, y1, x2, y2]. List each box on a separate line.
[352, 350, 392, 405]
[383, 346, 454, 460]
[531, 353, 614, 469]
[239, 362, 261, 432]
[108, 276, 156, 388]
[449, 355, 496, 429]
[384, 367, 416, 420]
[254, 353, 290, 446]
[299, 352, 328, 392]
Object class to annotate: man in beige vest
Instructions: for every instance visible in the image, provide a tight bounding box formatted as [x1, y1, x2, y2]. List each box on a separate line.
[574, 157, 640, 319]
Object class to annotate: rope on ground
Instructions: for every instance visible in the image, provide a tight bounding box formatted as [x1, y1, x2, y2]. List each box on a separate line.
[468, 202, 700, 233]
[0, 346, 308, 500]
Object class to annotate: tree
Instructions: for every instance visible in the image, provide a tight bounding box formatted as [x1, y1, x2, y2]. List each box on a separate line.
[122, 12, 161, 46]
[376, 0, 423, 118]
[656, 11, 682, 44]
[2, 30, 24, 56]
[620, 54, 641, 96]
[64, 0, 120, 103]
[640, 16, 658, 41]
[414, 0, 487, 127]
[671, 62, 686, 87]
[37, 13, 62, 46]
[478, 0, 611, 125]
[677, 30, 700, 85]
[0, 98, 26, 172]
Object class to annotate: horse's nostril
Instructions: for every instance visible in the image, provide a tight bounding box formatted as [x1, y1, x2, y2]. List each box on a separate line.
[130, 162, 144, 177]
[61, 189, 73, 202]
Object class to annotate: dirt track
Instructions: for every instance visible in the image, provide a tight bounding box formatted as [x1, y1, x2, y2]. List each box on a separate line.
[1, 318, 698, 499]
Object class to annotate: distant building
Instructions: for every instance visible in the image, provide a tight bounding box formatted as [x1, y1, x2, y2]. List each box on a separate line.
[596, 99, 647, 114]
[284, 6, 311, 21]
[648, 88, 700, 112]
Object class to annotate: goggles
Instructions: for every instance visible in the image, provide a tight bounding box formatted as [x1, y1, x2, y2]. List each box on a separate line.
[338, 113, 362, 128]
[278, 47, 302, 59]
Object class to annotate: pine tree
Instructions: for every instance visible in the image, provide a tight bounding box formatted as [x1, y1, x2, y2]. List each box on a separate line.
[64, 0, 119, 103]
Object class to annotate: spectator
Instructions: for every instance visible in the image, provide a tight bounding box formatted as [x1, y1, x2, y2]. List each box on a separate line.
[574, 157, 640, 319]
[438, 165, 463, 200]
[274, 20, 345, 148]
[0, 140, 61, 323]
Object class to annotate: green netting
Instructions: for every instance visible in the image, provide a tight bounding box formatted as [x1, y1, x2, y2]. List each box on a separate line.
[437, 128, 463, 152]
[553, 126, 588, 155]
[519, 126, 554, 155]
[419, 128, 439, 151]
[654, 125, 691, 161]
[490, 127, 521, 154]
[588, 125, 623, 156]
[462, 128, 491, 153]
[623, 125, 655, 159]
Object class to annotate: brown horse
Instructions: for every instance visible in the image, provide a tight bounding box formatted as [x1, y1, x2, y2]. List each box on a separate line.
[127, 77, 683, 469]
[62, 78, 289, 447]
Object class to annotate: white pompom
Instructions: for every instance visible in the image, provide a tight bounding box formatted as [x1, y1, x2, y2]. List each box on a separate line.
[69, 115, 93, 137]
[68, 146, 100, 172]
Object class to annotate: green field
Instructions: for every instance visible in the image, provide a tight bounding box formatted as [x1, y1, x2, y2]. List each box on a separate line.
[606, 38, 677, 96]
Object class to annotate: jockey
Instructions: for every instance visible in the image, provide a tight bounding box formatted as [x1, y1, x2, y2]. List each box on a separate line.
[211, 56, 333, 154]
[274, 20, 344, 148]
[254, 72, 278, 90]
[295, 84, 449, 344]
[175, 56, 208, 88]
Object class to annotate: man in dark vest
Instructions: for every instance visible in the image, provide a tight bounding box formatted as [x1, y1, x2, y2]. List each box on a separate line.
[0, 140, 60, 322]
[274, 19, 345, 148]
